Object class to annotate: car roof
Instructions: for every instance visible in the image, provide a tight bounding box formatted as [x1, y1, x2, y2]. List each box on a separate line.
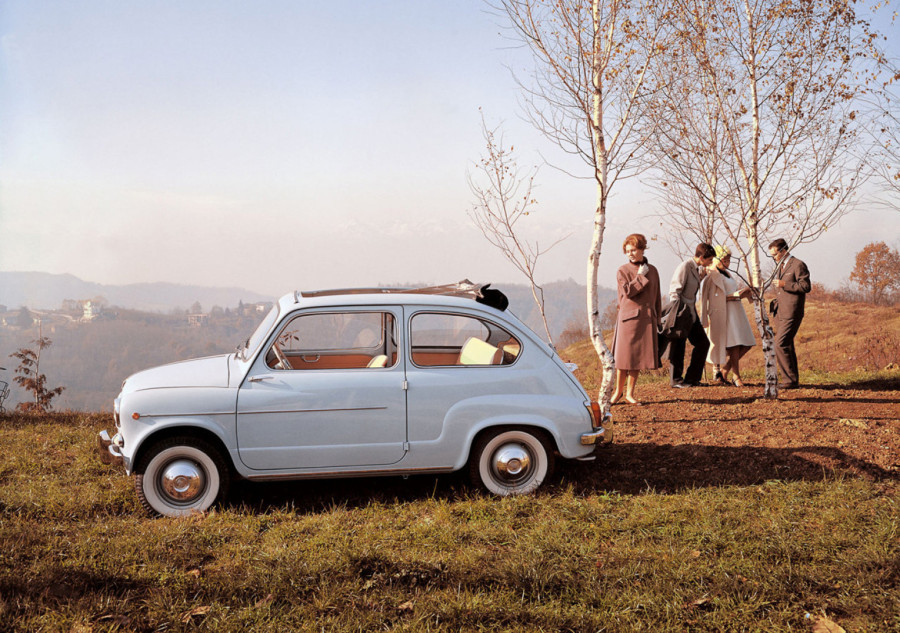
[278, 281, 508, 313]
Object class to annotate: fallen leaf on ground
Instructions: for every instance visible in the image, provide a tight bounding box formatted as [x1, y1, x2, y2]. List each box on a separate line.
[812, 615, 845, 633]
[180, 606, 211, 622]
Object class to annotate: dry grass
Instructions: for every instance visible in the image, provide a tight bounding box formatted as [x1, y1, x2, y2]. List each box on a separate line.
[0, 299, 898, 631]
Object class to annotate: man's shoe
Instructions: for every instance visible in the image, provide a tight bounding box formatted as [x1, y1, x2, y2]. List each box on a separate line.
[672, 382, 690, 388]
[684, 380, 708, 387]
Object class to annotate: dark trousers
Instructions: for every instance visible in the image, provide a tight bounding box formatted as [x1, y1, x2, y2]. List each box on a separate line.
[774, 312, 803, 385]
[661, 318, 709, 385]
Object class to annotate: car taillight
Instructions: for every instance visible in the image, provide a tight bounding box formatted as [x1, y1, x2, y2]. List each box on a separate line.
[587, 401, 602, 428]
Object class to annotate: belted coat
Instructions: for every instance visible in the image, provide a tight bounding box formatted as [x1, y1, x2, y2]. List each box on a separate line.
[612, 260, 662, 371]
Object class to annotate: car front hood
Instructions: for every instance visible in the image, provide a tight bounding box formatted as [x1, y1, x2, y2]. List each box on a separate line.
[123, 354, 231, 393]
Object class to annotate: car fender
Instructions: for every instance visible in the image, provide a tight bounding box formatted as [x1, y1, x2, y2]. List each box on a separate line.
[436, 394, 594, 470]
[121, 413, 237, 475]
[116, 387, 238, 474]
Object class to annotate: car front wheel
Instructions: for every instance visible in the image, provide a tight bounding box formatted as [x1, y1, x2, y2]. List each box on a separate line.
[470, 428, 554, 495]
[135, 437, 229, 517]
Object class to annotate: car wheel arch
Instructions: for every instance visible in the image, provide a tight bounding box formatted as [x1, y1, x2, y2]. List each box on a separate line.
[133, 425, 234, 478]
[466, 422, 559, 464]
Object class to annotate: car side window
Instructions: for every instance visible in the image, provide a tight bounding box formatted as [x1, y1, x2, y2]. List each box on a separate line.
[267, 311, 397, 370]
[410, 312, 520, 367]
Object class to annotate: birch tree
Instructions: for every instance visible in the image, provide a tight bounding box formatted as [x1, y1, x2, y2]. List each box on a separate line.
[496, 0, 671, 413]
[645, 0, 885, 396]
[468, 115, 565, 346]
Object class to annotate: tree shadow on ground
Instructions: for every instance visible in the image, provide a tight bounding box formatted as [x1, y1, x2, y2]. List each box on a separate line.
[802, 376, 900, 392]
[226, 442, 896, 514]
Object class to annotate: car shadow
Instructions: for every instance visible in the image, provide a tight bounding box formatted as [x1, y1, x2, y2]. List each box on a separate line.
[224, 442, 896, 514]
[555, 442, 897, 496]
[226, 471, 471, 515]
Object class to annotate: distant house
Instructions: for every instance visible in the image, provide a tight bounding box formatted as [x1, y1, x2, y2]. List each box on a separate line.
[239, 301, 273, 317]
[82, 300, 103, 321]
[188, 313, 209, 327]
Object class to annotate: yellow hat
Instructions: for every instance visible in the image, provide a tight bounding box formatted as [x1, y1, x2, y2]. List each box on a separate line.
[714, 245, 731, 259]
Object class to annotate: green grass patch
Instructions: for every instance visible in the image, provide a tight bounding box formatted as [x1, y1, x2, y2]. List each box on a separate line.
[1, 413, 898, 631]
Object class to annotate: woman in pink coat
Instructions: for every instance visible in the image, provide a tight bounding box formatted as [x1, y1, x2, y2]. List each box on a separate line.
[611, 233, 661, 405]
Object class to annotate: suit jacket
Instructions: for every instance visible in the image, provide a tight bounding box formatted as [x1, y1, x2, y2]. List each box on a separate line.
[773, 254, 811, 320]
[668, 258, 705, 320]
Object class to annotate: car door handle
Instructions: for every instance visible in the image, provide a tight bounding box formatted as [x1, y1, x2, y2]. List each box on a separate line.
[248, 375, 274, 383]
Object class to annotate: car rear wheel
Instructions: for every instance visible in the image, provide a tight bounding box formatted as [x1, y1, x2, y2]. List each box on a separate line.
[470, 428, 554, 495]
[135, 437, 229, 517]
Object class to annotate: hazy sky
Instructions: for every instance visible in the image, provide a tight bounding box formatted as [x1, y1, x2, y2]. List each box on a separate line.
[1, 0, 898, 299]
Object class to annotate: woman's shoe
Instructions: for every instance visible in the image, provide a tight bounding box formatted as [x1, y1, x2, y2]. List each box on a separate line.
[731, 377, 745, 387]
[714, 371, 729, 386]
[610, 393, 622, 405]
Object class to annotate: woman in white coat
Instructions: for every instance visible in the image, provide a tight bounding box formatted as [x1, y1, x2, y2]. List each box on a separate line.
[699, 245, 755, 386]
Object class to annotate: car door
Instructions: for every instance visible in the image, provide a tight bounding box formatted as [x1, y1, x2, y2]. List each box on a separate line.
[236, 307, 407, 470]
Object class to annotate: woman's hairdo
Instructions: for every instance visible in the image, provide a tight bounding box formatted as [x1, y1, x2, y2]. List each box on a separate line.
[623, 233, 648, 252]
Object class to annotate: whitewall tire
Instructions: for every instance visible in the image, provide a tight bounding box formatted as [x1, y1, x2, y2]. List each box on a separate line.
[135, 437, 229, 517]
[470, 428, 554, 495]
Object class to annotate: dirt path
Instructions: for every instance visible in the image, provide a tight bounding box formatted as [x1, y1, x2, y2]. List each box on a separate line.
[561, 378, 900, 496]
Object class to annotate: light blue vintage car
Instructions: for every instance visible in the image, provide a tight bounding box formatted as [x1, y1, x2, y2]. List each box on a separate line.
[99, 282, 611, 517]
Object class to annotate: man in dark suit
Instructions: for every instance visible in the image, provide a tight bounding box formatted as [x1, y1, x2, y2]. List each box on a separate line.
[662, 242, 715, 387]
[768, 238, 811, 389]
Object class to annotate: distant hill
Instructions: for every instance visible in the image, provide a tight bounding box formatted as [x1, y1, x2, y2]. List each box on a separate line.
[500, 278, 616, 341]
[0, 271, 612, 339]
[0, 271, 275, 313]
[0, 273, 616, 411]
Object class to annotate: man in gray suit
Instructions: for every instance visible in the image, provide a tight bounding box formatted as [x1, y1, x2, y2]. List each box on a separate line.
[662, 243, 715, 387]
[768, 238, 811, 389]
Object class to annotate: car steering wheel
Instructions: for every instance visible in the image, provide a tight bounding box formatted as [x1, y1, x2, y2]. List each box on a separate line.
[271, 342, 291, 370]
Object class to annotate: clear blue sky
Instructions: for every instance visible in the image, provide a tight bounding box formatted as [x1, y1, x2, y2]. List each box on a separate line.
[1, 0, 898, 297]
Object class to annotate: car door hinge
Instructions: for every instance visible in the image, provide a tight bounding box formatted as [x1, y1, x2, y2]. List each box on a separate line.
[402, 380, 409, 390]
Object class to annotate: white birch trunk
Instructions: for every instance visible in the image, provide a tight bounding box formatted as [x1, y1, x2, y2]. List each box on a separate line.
[746, 228, 778, 398]
[588, 194, 615, 415]
[588, 0, 615, 416]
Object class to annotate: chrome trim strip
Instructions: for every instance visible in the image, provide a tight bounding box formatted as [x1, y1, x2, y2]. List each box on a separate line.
[245, 465, 455, 481]
[237, 406, 388, 416]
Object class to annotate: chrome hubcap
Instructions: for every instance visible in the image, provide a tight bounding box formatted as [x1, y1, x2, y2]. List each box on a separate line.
[492, 443, 532, 483]
[160, 459, 205, 502]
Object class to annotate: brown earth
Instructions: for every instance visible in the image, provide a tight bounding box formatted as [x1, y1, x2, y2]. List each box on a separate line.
[560, 297, 900, 493]
[556, 378, 899, 496]
[555, 298, 900, 496]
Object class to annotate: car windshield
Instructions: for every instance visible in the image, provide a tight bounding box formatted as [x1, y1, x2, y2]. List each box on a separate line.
[238, 304, 281, 361]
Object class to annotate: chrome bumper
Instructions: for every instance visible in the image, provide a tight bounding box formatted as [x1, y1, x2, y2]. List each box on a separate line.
[581, 410, 614, 446]
[97, 430, 125, 467]
[580, 425, 613, 445]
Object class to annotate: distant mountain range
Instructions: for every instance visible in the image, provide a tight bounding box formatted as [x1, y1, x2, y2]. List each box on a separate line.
[0, 271, 275, 313]
[0, 271, 615, 339]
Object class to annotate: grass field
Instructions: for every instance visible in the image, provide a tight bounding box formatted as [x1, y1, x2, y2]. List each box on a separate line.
[1, 298, 898, 632]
